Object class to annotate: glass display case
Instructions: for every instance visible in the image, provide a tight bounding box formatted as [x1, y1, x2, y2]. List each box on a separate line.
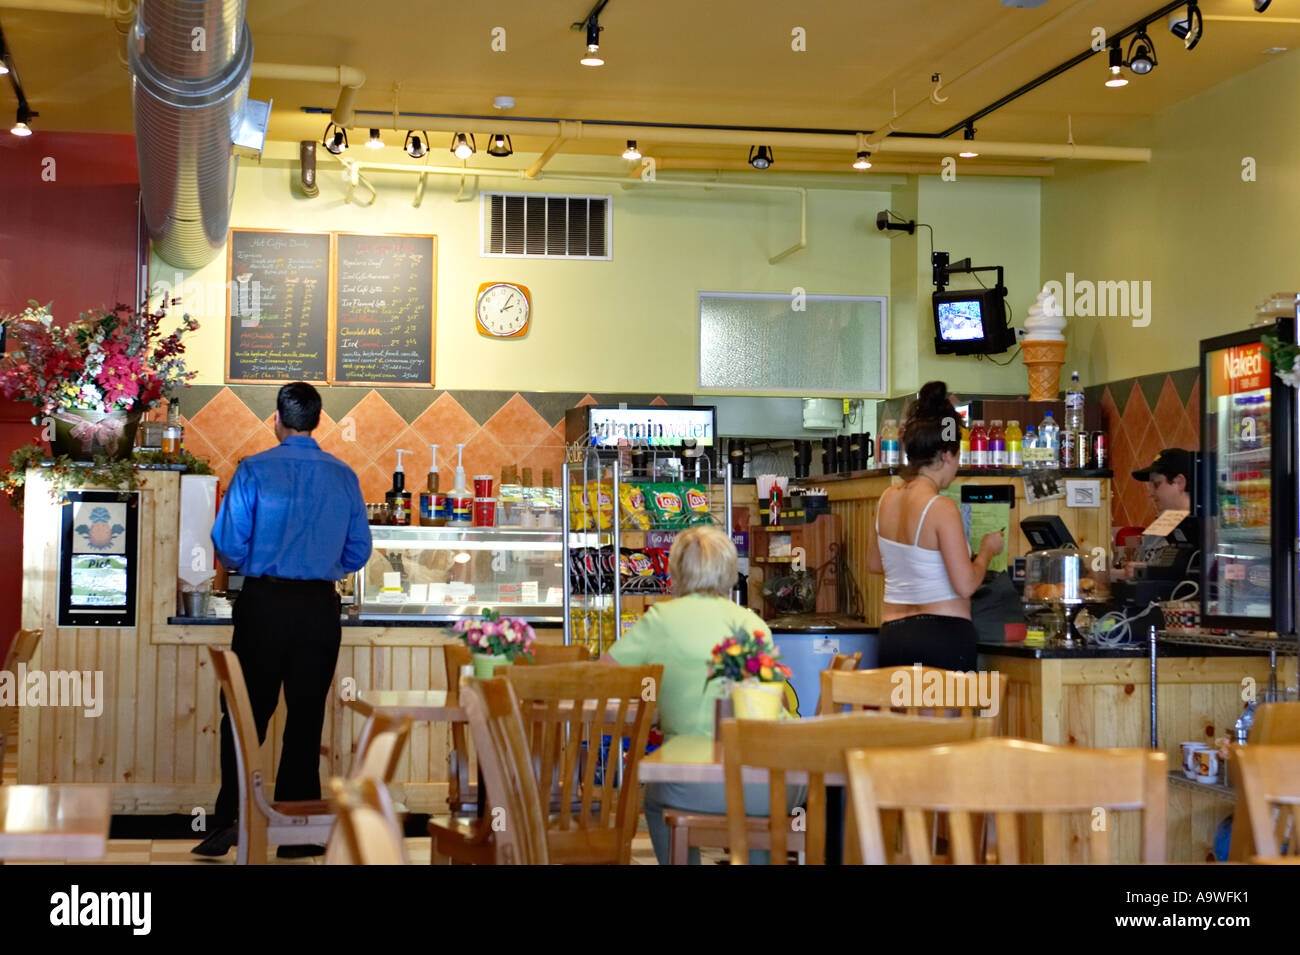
[355, 526, 566, 623]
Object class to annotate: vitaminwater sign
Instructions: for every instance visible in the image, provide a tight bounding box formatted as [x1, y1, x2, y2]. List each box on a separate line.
[587, 407, 716, 447]
[1209, 342, 1270, 398]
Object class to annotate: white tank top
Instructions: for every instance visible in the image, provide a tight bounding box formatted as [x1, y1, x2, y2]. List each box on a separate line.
[877, 492, 962, 605]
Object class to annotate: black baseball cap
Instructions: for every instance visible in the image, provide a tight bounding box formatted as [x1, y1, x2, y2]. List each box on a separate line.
[1133, 448, 1194, 483]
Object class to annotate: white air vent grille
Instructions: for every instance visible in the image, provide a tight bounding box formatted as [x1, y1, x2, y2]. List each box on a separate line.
[482, 192, 611, 259]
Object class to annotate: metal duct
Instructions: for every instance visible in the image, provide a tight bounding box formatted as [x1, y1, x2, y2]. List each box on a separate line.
[128, 0, 251, 269]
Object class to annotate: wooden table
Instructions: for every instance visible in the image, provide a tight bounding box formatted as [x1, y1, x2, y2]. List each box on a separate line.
[0, 785, 112, 861]
[639, 734, 845, 786]
[346, 690, 464, 723]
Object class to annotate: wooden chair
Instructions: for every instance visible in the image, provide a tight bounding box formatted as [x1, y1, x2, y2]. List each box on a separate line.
[1232, 743, 1300, 859]
[444, 677, 550, 865]
[718, 711, 984, 865]
[1230, 704, 1300, 860]
[813, 652, 863, 715]
[325, 777, 409, 865]
[820, 665, 1006, 731]
[524, 644, 592, 664]
[208, 646, 337, 865]
[846, 738, 1168, 864]
[322, 713, 413, 865]
[1, 629, 41, 769]
[662, 652, 864, 864]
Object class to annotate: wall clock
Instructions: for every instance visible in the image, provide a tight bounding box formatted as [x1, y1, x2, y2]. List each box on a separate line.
[475, 281, 531, 338]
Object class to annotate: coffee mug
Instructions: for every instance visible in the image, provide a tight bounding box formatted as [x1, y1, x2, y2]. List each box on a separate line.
[1180, 741, 1202, 779]
[1192, 746, 1219, 782]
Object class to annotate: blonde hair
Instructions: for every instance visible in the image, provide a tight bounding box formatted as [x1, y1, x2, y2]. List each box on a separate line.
[668, 525, 738, 598]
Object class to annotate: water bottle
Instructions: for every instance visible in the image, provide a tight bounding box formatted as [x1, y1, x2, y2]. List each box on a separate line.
[1039, 411, 1060, 468]
[1023, 427, 1038, 469]
[1065, 371, 1085, 433]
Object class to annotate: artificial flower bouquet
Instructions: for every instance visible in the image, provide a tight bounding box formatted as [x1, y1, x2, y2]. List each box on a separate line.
[452, 607, 537, 662]
[1262, 333, 1300, 389]
[707, 622, 793, 685]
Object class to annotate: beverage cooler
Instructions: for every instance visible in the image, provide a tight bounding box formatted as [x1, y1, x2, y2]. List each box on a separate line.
[1199, 318, 1298, 634]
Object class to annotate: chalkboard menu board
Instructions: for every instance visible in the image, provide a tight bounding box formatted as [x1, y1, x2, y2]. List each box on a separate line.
[333, 233, 436, 386]
[226, 229, 331, 383]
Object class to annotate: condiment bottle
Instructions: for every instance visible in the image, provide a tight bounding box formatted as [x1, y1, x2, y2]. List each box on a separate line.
[879, 419, 900, 468]
[1005, 420, 1023, 468]
[163, 397, 184, 454]
[386, 449, 413, 525]
[988, 420, 1006, 468]
[419, 444, 444, 526]
[959, 416, 971, 467]
[970, 420, 989, 469]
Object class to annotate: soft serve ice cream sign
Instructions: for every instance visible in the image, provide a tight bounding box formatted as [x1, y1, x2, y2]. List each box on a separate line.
[1021, 285, 1068, 402]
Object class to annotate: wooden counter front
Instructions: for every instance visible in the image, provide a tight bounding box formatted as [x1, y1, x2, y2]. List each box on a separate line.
[17, 470, 560, 814]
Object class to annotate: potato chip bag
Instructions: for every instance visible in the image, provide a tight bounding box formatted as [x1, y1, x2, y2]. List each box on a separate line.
[568, 482, 590, 530]
[586, 480, 615, 530]
[646, 483, 685, 528]
[682, 484, 711, 525]
[619, 483, 652, 530]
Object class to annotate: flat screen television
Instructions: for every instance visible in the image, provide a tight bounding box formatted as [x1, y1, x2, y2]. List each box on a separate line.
[932, 287, 1014, 355]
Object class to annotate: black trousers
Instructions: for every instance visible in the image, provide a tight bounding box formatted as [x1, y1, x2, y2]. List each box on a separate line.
[214, 576, 342, 827]
[876, 614, 979, 671]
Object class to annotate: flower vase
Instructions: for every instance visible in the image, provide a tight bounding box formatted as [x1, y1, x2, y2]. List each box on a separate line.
[51, 408, 142, 462]
[731, 679, 786, 720]
[472, 652, 511, 679]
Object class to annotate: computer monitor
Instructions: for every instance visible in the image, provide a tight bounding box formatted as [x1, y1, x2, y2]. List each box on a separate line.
[1020, 516, 1076, 551]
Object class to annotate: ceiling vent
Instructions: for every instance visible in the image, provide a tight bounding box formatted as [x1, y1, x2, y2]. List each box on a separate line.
[482, 192, 611, 259]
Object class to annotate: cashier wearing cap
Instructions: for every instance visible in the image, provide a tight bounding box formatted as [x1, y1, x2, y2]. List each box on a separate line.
[1127, 448, 1200, 579]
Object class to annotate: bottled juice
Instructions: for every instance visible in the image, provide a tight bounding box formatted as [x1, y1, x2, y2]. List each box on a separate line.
[1006, 420, 1023, 468]
[969, 420, 989, 469]
[959, 417, 971, 467]
[880, 419, 901, 468]
[988, 420, 1006, 468]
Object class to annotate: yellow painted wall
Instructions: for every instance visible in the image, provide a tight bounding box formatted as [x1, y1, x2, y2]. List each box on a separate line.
[1042, 51, 1300, 385]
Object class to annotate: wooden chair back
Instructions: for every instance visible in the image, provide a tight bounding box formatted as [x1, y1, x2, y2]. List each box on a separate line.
[523, 644, 592, 664]
[326, 777, 409, 865]
[846, 738, 1167, 864]
[463, 677, 550, 865]
[504, 662, 661, 864]
[349, 712, 413, 782]
[2, 628, 41, 673]
[1250, 703, 1300, 744]
[821, 666, 1006, 732]
[442, 643, 475, 813]
[720, 710, 983, 865]
[208, 646, 268, 801]
[1233, 743, 1300, 858]
[813, 652, 863, 715]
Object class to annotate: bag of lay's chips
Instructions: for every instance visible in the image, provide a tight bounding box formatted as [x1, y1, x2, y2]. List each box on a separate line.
[682, 484, 712, 525]
[586, 481, 615, 530]
[645, 483, 686, 528]
[619, 483, 651, 531]
[568, 482, 591, 530]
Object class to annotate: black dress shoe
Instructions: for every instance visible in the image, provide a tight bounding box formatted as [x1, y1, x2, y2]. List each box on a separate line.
[191, 825, 237, 856]
[276, 844, 326, 859]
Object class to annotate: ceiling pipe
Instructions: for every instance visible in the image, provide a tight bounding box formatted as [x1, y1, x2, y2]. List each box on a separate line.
[251, 62, 364, 126]
[0, 0, 132, 14]
[649, 157, 1056, 178]
[524, 119, 580, 179]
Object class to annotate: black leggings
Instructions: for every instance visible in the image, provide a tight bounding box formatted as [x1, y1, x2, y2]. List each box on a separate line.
[877, 614, 978, 671]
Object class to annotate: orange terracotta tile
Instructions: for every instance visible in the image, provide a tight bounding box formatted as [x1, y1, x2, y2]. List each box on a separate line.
[1151, 377, 1184, 448]
[340, 391, 406, 462]
[182, 427, 220, 468]
[1186, 379, 1201, 426]
[411, 393, 478, 453]
[231, 426, 277, 465]
[649, 396, 668, 407]
[212, 457, 238, 491]
[482, 394, 555, 453]
[1170, 409, 1199, 454]
[1099, 387, 1121, 434]
[379, 427, 430, 478]
[190, 387, 262, 455]
[518, 442, 565, 480]
[356, 462, 392, 504]
[460, 430, 510, 482]
[318, 427, 370, 474]
[312, 410, 338, 445]
[576, 394, 597, 407]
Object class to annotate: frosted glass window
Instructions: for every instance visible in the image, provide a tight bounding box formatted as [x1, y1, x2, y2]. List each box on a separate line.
[698, 292, 887, 394]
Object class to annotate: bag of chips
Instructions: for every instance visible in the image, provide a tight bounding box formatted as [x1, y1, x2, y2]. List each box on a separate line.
[568, 482, 591, 530]
[645, 484, 686, 528]
[682, 484, 711, 525]
[619, 483, 652, 530]
[620, 547, 656, 591]
[586, 481, 615, 530]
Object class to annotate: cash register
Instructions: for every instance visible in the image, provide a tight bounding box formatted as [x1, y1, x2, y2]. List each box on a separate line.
[1110, 512, 1200, 639]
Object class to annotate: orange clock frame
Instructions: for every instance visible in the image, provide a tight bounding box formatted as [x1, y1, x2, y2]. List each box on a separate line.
[475, 281, 532, 339]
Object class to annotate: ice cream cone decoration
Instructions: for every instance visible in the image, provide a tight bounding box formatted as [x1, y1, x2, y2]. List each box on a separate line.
[1022, 286, 1067, 401]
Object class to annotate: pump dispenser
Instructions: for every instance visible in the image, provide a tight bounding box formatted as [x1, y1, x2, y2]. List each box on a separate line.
[453, 443, 467, 493]
[448, 443, 473, 524]
[419, 444, 444, 526]
[387, 449, 413, 525]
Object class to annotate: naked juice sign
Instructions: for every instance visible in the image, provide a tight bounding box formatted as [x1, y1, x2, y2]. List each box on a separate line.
[1209, 342, 1271, 398]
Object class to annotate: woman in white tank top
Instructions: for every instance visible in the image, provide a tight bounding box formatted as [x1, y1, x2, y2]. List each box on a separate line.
[866, 381, 1004, 670]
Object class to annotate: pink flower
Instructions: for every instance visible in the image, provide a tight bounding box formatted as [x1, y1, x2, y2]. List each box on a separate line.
[745, 658, 760, 674]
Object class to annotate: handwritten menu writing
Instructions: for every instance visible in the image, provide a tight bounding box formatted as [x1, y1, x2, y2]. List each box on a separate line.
[333, 233, 435, 385]
[226, 230, 330, 382]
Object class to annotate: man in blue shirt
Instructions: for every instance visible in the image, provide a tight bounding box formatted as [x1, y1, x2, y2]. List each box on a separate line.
[194, 382, 371, 858]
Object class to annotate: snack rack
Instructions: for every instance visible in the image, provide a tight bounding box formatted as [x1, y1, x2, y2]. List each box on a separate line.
[562, 442, 732, 656]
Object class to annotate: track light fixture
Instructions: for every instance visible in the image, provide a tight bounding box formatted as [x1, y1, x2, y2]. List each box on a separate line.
[1127, 25, 1157, 75]
[10, 105, 32, 137]
[1105, 43, 1129, 86]
[748, 145, 773, 169]
[580, 17, 604, 66]
[852, 150, 872, 170]
[487, 133, 513, 157]
[365, 128, 384, 150]
[404, 130, 429, 158]
[1169, 2, 1203, 51]
[322, 122, 348, 154]
[451, 132, 476, 159]
[0, 61, 8, 77]
[958, 125, 979, 158]
[1254, 0, 1271, 11]
[622, 139, 641, 161]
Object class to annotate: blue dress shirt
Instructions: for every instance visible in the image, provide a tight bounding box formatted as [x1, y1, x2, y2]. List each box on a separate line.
[211, 435, 372, 580]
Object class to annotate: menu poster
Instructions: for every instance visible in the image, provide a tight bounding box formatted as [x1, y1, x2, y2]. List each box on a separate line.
[226, 230, 331, 383]
[333, 233, 436, 385]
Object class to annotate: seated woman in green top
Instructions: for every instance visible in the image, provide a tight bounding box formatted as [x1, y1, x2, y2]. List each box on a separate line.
[605, 524, 802, 865]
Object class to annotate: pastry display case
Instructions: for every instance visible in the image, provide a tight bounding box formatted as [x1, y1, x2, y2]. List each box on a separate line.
[355, 525, 566, 623]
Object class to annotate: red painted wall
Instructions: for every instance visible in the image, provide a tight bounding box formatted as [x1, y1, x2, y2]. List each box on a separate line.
[0, 132, 139, 661]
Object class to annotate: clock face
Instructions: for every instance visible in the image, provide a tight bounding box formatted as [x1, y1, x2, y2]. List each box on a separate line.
[476, 283, 530, 337]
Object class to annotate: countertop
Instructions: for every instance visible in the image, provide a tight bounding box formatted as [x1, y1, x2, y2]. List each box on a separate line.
[977, 638, 1274, 659]
[167, 615, 562, 628]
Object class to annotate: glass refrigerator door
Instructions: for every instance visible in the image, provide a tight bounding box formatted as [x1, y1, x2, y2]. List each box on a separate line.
[1203, 339, 1275, 624]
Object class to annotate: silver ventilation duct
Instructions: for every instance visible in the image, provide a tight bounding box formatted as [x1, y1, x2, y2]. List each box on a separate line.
[128, 0, 254, 269]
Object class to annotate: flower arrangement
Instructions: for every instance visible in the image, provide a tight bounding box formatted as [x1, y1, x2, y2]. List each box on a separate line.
[0, 442, 212, 513]
[1262, 334, 1300, 389]
[707, 622, 792, 685]
[0, 300, 199, 417]
[452, 607, 537, 662]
